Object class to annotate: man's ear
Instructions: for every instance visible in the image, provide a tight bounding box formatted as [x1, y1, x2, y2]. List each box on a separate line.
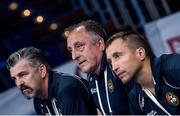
[97, 38, 105, 51]
[136, 47, 146, 61]
[38, 64, 47, 79]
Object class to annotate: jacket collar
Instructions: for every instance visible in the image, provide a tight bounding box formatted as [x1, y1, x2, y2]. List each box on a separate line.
[151, 56, 163, 99]
[47, 71, 55, 99]
[100, 52, 107, 72]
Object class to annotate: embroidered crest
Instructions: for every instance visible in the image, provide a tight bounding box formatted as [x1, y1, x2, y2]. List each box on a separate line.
[107, 79, 114, 93]
[166, 92, 179, 106]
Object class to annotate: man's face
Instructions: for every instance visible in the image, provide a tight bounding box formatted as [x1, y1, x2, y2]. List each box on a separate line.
[106, 39, 142, 84]
[10, 59, 43, 99]
[67, 26, 104, 73]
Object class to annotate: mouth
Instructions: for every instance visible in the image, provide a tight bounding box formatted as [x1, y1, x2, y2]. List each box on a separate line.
[20, 86, 32, 94]
[78, 60, 86, 66]
[117, 71, 126, 79]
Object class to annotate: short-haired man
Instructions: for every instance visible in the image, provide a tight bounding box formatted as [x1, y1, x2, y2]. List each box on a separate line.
[65, 20, 130, 115]
[6, 46, 96, 115]
[106, 31, 180, 115]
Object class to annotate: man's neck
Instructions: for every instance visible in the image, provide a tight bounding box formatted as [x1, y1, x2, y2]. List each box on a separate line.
[94, 58, 103, 76]
[137, 59, 155, 95]
[95, 66, 101, 76]
[95, 52, 105, 76]
[38, 74, 49, 100]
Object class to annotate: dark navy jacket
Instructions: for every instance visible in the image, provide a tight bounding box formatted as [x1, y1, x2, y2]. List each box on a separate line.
[34, 71, 96, 115]
[88, 53, 130, 115]
[129, 54, 180, 115]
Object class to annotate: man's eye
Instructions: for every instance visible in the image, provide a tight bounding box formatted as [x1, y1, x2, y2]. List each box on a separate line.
[75, 43, 85, 50]
[113, 53, 122, 59]
[75, 44, 82, 48]
[67, 47, 72, 53]
[19, 72, 28, 78]
[11, 77, 16, 81]
[68, 49, 72, 53]
[114, 54, 120, 58]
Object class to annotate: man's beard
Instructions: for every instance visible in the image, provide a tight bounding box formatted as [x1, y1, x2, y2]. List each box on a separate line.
[23, 90, 36, 99]
[20, 85, 36, 99]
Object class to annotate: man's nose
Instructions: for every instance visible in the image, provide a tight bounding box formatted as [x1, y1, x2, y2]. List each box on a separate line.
[72, 50, 80, 60]
[112, 62, 119, 73]
[15, 77, 24, 87]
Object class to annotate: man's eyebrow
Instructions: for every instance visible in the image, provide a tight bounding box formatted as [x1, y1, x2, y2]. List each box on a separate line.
[10, 72, 24, 80]
[74, 41, 82, 45]
[17, 71, 27, 77]
[112, 52, 123, 57]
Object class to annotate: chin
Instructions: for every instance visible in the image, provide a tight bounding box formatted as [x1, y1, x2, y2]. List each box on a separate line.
[121, 78, 129, 84]
[123, 80, 128, 84]
[23, 92, 36, 100]
[82, 68, 90, 73]
[80, 66, 91, 73]
[24, 94, 34, 99]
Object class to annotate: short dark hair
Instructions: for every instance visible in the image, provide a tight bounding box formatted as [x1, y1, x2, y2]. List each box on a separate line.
[106, 31, 152, 57]
[64, 20, 108, 42]
[6, 46, 51, 71]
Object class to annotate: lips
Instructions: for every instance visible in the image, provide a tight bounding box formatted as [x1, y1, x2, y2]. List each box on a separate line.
[117, 71, 126, 79]
[78, 60, 86, 65]
[20, 85, 32, 93]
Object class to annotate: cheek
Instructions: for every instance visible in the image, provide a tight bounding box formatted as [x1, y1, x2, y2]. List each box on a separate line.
[29, 73, 40, 83]
[128, 60, 140, 73]
[84, 46, 101, 62]
[31, 75, 41, 88]
[84, 49, 96, 59]
[118, 57, 130, 65]
[117, 58, 132, 70]
[23, 75, 32, 83]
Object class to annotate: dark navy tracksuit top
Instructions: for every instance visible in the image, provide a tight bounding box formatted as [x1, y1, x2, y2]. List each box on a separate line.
[129, 53, 180, 115]
[88, 53, 130, 115]
[34, 71, 96, 115]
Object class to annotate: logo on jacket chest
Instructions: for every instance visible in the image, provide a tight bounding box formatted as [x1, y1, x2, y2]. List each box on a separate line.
[107, 79, 114, 93]
[91, 88, 97, 94]
[166, 92, 179, 106]
[147, 110, 157, 115]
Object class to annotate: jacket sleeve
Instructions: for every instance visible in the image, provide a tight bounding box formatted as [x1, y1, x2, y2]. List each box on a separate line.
[161, 54, 180, 87]
[56, 83, 89, 115]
